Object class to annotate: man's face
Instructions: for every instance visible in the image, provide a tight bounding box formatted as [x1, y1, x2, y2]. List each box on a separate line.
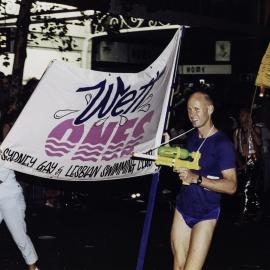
[187, 93, 212, 128]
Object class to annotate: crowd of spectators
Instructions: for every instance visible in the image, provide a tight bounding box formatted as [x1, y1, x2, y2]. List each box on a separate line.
[0, 72, 38, 142]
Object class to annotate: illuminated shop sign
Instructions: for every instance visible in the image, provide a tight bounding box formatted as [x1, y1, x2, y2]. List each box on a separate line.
[179, 65, 231, 74]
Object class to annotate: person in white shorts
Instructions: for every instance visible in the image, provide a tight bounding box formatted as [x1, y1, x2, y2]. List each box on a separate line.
[0, 166, 39, 270]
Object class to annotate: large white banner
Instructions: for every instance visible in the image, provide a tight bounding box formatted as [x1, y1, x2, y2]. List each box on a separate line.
[0, 27, 182, 181]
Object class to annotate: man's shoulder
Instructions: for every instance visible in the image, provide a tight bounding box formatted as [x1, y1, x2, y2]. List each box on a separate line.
[215, 131, 234, 146]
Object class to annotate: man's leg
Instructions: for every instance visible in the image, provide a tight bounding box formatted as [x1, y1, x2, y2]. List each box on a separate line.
[1, 193, 38, 266]
[184, 219, 217, 270]
[171, 209, 191, 270]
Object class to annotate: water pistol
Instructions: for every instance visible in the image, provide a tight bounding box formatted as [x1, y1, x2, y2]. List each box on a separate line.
[133, 146, 201, 185]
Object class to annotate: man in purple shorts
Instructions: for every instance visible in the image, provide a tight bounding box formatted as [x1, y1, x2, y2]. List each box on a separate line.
[171, 90, 237, 270]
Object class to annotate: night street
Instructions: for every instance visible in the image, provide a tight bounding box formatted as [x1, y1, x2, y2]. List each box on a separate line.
[1, 1, 270, 270]
[0, 173, 269, 270]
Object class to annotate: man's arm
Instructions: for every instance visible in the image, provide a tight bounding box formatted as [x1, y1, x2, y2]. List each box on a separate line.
[233, 128, 246, 170]
[251, 126, 262, 146]
[194, 168, 237, 195]
[177, 167, 237, 195]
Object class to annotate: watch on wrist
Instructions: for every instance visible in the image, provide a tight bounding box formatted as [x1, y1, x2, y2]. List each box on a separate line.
[196, 175, 203, 185]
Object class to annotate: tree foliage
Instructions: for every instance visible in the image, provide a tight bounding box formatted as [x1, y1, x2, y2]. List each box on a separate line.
[0, 0, 88, 67]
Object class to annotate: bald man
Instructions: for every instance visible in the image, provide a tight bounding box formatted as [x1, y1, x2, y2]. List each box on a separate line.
[171, 91, 237, 270]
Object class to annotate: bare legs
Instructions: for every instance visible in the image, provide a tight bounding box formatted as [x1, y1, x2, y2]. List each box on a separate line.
[171, 210, 217, 270]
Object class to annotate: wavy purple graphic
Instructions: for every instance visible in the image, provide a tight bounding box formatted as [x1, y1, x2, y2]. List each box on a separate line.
[45, 138, 76, 157]
[45, 110, 154, 162]
[71, 155, 98, 162]
[78, 144, 104, 151]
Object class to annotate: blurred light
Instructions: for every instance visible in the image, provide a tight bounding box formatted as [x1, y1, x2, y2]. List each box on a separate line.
[259, 86, 265, 97]
[199, 79, 205, 84]
[131, 193, 141, 199]
[162, 189, 172, 194]
[38, 235, 56, 240]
